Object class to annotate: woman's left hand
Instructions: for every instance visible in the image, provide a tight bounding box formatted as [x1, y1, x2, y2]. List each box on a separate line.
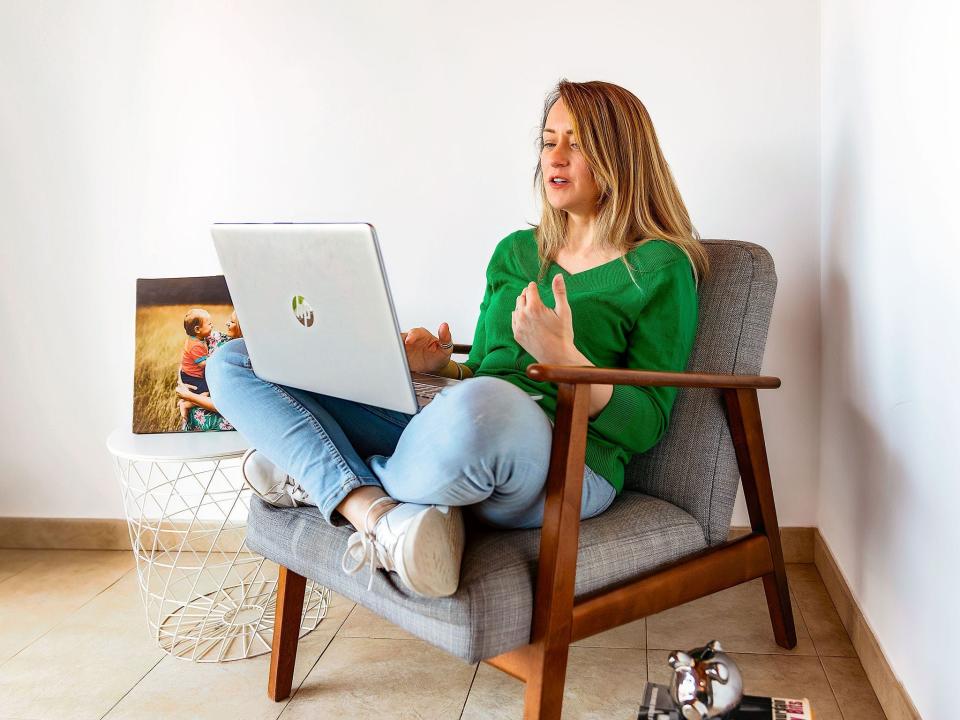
[512, 273, 576, 364]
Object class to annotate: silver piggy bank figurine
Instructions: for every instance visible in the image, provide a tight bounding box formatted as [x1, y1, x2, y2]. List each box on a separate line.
[668, 640, 743, 719]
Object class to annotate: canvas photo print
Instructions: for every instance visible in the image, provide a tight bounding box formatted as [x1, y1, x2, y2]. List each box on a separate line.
[133, 276, 241, 434]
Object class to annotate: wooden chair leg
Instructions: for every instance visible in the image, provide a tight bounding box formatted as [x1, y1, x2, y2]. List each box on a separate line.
[268, 565, 307, 701]
[523, 644, 570, 720]
[724, 388, 797, 649]
[521, 381, 592, 719]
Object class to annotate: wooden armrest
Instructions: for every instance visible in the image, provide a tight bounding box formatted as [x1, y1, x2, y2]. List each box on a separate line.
[525, 364, 781, 390]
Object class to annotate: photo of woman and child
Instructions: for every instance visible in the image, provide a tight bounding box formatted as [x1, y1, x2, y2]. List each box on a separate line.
[132, 276, 241, 434]
[177, 308, 243, 431]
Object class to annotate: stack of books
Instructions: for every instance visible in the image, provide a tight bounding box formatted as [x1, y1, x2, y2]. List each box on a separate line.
[637, 683, 814, 719]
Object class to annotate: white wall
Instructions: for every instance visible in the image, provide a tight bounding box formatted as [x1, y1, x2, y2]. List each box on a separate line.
[820, 2, 960, 717]
[0, 1, 820, 524]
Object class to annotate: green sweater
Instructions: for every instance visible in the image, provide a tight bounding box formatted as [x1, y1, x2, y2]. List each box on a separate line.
[463, 228, 698, 494]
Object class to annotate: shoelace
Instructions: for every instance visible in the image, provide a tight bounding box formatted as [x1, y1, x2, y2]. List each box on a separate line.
[340, 496, 398, 591]
[245, 450, 313, 505]
[284, 477, 311, 505]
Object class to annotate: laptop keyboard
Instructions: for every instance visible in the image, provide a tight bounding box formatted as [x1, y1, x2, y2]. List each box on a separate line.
[412, 381, 446, 399]
[414, 378, 544, 403]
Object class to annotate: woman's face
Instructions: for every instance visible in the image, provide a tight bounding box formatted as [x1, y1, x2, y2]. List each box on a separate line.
[540, 99, 602, 217]
[226, 311, 242, 339]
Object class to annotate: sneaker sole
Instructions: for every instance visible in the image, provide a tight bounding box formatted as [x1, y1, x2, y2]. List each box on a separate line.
[400, 506, 465, 598]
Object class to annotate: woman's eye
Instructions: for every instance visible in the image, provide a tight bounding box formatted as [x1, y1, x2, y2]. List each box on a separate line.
[542, 142, 554, 148]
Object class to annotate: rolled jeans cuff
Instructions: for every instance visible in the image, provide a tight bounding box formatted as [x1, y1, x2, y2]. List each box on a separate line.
[317, 474, 384, 529]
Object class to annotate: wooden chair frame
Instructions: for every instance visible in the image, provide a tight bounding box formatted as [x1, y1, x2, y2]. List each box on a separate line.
[265, 349, 796, 719]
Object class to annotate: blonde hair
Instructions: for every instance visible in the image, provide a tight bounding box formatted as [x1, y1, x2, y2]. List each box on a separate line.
[532, 79, 709, 286]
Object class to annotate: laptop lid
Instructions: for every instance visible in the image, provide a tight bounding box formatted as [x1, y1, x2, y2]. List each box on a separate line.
[211, 222, 422, 414]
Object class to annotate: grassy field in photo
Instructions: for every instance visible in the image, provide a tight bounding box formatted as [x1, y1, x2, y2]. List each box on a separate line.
[133, 304, 234, 433]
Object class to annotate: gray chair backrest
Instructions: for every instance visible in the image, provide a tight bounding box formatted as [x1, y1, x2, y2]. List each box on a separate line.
[624, 240, 777, 546]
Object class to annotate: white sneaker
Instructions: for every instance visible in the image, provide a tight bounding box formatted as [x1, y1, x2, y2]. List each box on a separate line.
[240, 448, 312, 508]
[340, 496, 465, 598]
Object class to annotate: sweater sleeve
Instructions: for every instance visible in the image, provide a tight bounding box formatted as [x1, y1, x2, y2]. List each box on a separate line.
[463, 232, 516, 373]
[463, 277, 492, 374]
[587, 257, 698, 455]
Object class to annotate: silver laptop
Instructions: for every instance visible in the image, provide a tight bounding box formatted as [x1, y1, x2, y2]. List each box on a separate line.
[211, 222, 541, 415]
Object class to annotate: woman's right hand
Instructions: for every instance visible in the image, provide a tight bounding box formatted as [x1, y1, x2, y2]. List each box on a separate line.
[402, 323, 454, 374]
[176, 382, 198, 400]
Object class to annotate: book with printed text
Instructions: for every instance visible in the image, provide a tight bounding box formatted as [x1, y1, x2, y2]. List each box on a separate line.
[636, 683, 814, 720]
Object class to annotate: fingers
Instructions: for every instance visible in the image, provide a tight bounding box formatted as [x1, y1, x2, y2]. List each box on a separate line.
[515, 283, 530, 310]
[403, 325, 456, 361]
[513, 286, 528, 335]
[526, 281, 541, 306]
[516, 282, 543, 313]
[405, 326, 445, 351]
[552, 273, 570, 319]
[404, 327, 423, 346]
[553, 272, 566, 297]
[438, 321, 452, 341]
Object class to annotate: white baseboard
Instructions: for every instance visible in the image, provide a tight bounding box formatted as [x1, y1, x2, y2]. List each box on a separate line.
[0, 516, 130, 550]
[813, 530, 922, 720]
[727, 525, 814, 563]
[0, 518, 816, 559]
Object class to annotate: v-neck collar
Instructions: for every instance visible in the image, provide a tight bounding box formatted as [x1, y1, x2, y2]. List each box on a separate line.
[550, 253, 626, 279]
[521, 229, 674, 289]
[525, 231, 631, 281]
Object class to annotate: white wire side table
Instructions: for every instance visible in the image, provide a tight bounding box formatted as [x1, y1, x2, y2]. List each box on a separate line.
[107, 428, 329, 662]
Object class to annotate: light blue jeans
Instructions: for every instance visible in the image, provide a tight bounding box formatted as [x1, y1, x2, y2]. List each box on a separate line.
[205, 339, 617, 530]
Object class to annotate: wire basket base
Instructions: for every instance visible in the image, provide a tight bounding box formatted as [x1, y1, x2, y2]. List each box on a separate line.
[156, 578, 328, 662]
[109, 446, 332, 663]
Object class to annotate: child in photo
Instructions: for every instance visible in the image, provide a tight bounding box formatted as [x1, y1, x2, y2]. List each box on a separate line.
[180, 308, 213, 396]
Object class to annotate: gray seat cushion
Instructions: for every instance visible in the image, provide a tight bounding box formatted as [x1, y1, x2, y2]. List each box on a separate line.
[247, 492, 706, 663]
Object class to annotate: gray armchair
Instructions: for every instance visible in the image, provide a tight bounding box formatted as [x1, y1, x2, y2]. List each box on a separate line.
[247, 239, 795, 719]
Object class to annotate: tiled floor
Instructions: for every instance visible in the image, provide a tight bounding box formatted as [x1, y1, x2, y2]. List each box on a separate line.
[0, 550, 885, 720]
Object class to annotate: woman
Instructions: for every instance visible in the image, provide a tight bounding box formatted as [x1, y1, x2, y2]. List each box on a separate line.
[206, 79, 708, 599]
[178, 311, 243, 431]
